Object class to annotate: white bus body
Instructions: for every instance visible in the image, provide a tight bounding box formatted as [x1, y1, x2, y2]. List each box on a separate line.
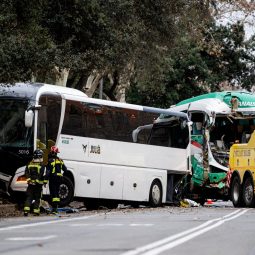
[3, 83, 191, 208]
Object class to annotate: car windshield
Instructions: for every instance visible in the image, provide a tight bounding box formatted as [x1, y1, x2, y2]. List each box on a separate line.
[0, 99, 33, 147]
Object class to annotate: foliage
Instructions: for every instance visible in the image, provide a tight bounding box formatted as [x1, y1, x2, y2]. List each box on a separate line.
[0, 0, 254, 106]
[127, 22, 255, 107]
[0, 0, 54, 81]
[0, 1, 213, 81]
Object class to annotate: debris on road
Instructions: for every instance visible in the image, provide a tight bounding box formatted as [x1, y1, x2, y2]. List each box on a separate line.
[180, 199, 200, 208]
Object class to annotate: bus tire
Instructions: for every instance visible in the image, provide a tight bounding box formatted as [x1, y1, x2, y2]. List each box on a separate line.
[58, 176, 74, 207]
[231, 175, 243, 207]
[242, 177, 255, 207]
[149, 179, 162, 207]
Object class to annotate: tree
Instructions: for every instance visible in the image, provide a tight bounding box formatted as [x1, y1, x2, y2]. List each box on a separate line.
[0, 1, 215, 92]
[127, 22, 255, 107]
[0, 0, 254, 104]
[0, 0, 55, 82]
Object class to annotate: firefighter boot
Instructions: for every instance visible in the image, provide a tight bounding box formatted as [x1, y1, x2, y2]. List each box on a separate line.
[52, 202, 58, 214]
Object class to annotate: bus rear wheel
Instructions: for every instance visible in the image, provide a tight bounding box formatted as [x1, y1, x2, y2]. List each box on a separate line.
[242, 177, 255, 207]
[149, 180, 162, 207]
[231, 176, 243, 207]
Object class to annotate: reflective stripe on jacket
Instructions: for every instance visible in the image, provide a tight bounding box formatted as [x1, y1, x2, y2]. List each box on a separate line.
[50, 159, 64, 176]
[26, 162, 45, 185]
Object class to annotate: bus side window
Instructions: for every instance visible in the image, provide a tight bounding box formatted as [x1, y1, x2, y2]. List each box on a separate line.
[136, 128, 151, 144]
[190, 113, 204, 135]
[193, 122, 203, 135]
[171, 123, 189, 149]
[62, 101, 86, 137]
[148, 127, 170, 147]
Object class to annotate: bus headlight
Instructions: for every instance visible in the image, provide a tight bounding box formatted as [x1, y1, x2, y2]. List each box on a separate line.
[16, 175, 27, 183]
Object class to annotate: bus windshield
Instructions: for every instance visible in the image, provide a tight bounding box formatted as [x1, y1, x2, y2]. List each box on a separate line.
[0, 99, 33, 147]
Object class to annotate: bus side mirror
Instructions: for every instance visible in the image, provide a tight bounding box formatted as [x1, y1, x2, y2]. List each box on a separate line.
[25, 110, 34, 127]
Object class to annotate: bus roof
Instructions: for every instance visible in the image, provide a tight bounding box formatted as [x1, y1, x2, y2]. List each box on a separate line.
[0, 83, 188, 120]
[0, 83, 87, 102]
[63, 93, 188, 120]
[37, 83, 87, 98]
[0, 83, 42, 99]
[171, 91, 255, 115]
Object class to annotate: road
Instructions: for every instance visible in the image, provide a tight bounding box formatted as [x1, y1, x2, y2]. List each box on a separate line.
[0, 201, 254, 255]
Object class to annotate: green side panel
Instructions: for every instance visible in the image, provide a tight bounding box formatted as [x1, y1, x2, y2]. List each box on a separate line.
[222, 92, 255, 109]
[217, 182, 226, 189]
[192, 157, 227, 188]
[191, 156, 204, 185]
[176, 92, 227, 106]
[191, 135, 204, 187]
[191, 135, 203, 144]
[191, 129, 228, 189]
[208, 172, 227, 183]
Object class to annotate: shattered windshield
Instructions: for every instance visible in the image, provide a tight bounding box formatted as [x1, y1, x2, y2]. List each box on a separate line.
[0, 99, 33, 147]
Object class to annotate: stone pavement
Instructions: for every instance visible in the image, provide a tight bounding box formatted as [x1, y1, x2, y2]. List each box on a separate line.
[0, 194, 22, 217]
[0, 193, 86, 218]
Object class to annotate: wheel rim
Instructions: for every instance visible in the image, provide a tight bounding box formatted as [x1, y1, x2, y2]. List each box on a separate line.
[59, 184, 69, 199]
[151, 184, 161, 204]
[244, 180, 253, 203]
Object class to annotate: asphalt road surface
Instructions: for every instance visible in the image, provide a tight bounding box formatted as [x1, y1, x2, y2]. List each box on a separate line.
[0, 201, 254, 255]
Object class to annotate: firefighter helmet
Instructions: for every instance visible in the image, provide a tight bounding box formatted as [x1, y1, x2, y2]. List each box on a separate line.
[50, 146, 60, 154]
[33, 149, 43, 162]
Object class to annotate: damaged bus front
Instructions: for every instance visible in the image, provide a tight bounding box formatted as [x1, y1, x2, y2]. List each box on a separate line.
[0, 82, 86, 205]
[0, 83, 37, 193]
[165, 91, 255, 204]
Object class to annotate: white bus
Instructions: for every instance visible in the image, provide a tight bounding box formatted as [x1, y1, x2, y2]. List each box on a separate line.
[1, 83, 191, 208]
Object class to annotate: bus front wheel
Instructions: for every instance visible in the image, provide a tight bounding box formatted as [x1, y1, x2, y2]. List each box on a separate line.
[59, 176, 74, 207]
[149, 179, 162, 207]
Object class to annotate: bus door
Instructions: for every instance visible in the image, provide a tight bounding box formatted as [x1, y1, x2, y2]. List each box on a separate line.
[148, 117, 190, 203]
[37, 94, 62, 164]
[189, 112, 208, 184]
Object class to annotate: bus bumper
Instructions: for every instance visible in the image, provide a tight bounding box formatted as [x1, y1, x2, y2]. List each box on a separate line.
[10, 167, 27, 192]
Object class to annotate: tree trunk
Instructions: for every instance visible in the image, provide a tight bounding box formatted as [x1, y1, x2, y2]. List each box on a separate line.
[115, 62, 134, 102]
[30, 67, 70, 87]
[82, 70, 105, 97]
[54, 67, 70, 87]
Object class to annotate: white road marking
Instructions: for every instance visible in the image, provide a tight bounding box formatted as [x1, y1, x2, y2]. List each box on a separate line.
[0, 213, 109, 231]
[97, 223, 124, 226]
[121, 209, 249, 255]
[69, 223, 154, 227]
[130, 224, 153, 227]
[6, 235, 57, 241]
[69, 223, 92, 227]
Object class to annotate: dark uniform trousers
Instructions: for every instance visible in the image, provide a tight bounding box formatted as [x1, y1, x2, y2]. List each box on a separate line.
[49, 175, 61, 211]
[23, 162, 45, 215]
[24, 184, 43, 214]
[46, 157, 67, 213]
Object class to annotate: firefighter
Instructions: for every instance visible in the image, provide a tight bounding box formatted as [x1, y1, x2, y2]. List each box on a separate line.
[45, 146, 67, 214]
[24, 149, 46, 216]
